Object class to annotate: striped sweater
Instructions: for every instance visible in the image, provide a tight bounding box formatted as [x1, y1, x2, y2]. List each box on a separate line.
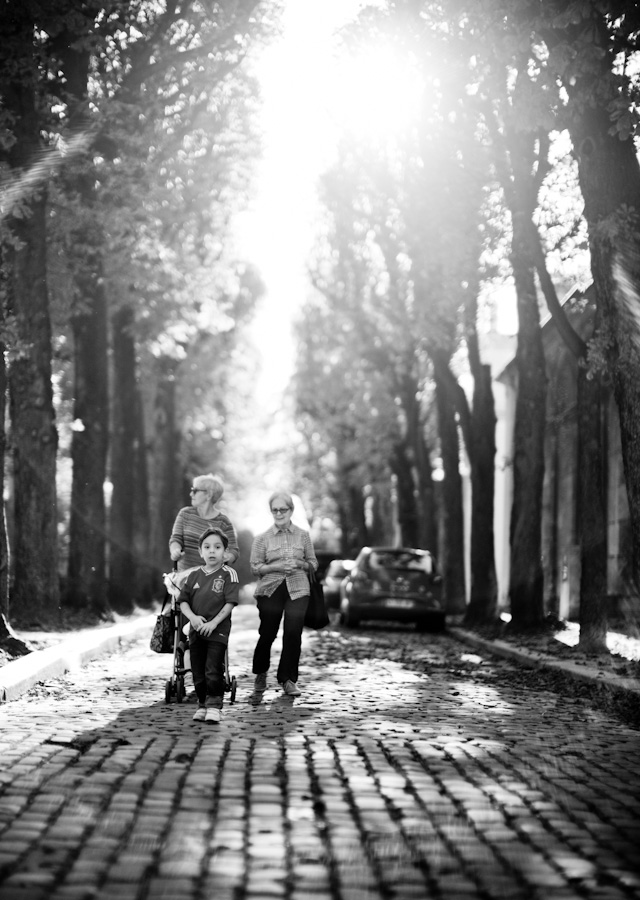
[169, 507, 239, 570]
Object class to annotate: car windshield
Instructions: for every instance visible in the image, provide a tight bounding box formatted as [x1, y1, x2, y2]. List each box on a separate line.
[369, 551, 434, 575]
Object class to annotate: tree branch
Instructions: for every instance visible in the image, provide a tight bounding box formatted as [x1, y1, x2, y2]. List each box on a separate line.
[528, 219, 587, 360]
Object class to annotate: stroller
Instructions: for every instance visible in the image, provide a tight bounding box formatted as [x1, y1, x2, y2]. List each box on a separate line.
[162, 568, 237, 705]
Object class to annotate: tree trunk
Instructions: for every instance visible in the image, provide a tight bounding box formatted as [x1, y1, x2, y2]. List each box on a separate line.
[576, 363, 608, 652]
[391, 440, 420, 548]
[368, 483, 395, 546]
[150, 358, 182, 573]
[402, 379, 438, 553]
[6, 202, 60, 628]
[62, 45, 110, 617]
[417, 438, 438, 554]
[335, 447, 369, 557]
[0, 330, 8, 618]
[531, 222, 610, 646]
[1, 17, 60, 626]
[346, 483, 368, 555]
[433, 360, 466, 613]
[338, 496, 352, 557]
[0, 323, 31, 654]
[465, 334, 499, 625]
[108, 305, 137, 613]
[566, 97, 640, 590]
[428, 329, 497, 624]
[508, 217, 547, 630]
[133, 387, 155, 606]
[65, 256, 109, 615]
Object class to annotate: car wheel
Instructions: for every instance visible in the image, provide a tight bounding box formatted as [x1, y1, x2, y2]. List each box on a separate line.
[416, 614, 445, 633]
[340, 601, 360, 628]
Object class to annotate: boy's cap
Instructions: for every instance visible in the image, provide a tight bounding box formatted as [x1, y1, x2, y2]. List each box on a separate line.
[198, 527, 229, 549]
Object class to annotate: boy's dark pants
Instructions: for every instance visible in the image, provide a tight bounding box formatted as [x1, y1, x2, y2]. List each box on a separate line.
[189, 634, 225, 708]
[252, 581, 309, 684]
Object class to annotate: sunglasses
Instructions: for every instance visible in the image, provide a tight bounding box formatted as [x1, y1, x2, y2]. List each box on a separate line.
[190, 487, 205, 495]
[271, 507, 290, 514]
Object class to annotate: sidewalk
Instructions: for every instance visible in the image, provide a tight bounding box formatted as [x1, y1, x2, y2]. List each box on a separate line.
[0, 612, 156, 701]
[1, 608, 639, 706]
[448, 620, 640, 713]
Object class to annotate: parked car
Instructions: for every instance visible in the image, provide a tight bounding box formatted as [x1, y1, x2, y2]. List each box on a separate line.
[321, 558, 354, 610]
[339, 546, 445, 631]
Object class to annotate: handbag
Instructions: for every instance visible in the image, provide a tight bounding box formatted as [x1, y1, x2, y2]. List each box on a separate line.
[304, 569, 329, 630]
[150, 600, 175, 653]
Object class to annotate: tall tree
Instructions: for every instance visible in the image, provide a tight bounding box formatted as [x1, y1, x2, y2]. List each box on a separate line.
[503, 120, 548, 629]
[109, 303, 138, 611]
[542, 2, 640, 590]
[59, 0, 271, 610]
[340, 2, 500, 614]
[458, 0, 611, 639]
[49, 12, 110, 615]
[0, 0, 274, 623]
[0, 277, 31, 653]
[485, 0, 638, 644]
[0, 7, 60, 626]
[431, 349, 467, 612]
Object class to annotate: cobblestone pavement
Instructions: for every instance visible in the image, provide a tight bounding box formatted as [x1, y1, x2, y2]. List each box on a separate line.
[0, 606, 639, 900]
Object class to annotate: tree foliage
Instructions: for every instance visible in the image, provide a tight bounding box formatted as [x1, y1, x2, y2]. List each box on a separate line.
[294, 0, 640, 640]
[0, 0, 277, 627]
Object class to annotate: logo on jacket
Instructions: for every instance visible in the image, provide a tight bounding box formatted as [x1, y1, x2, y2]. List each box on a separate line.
[212, 577, 225, 593]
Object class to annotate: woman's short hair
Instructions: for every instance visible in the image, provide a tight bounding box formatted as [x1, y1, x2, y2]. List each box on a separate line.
[194, 473, 225, 504]
[268, 490, 293, 511]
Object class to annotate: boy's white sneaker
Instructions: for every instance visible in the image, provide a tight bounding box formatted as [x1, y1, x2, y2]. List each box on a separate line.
[206, 708, 222, 724]
[193, 707, 207, 722]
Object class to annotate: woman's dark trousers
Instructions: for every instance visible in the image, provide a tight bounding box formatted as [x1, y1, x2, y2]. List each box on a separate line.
[253, 581, 309, 684]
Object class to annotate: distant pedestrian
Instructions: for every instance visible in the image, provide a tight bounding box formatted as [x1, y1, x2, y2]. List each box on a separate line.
[250, 491, 318, 697]
[177, 527, 239, 723]
[169, 473, 239, 572]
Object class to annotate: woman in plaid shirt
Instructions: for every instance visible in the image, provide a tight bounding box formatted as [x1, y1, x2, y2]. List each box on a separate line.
[250, 491, 318, 696]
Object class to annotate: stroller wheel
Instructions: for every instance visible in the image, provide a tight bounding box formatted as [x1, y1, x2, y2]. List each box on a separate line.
[165, 679, 173, 704]
[230, 676, 237, 704]
[176, 676, 185, 703]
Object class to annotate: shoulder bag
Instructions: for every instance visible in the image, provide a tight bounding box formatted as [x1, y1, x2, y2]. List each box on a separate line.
[150, 596, 175, 653]
[304, 568, 329, 630]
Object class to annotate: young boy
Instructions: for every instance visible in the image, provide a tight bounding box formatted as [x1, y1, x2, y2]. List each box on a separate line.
[178, 526, 239, 723]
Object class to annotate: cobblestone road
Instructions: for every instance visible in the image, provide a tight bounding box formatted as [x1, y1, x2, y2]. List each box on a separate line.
[0, 605, 639, 900]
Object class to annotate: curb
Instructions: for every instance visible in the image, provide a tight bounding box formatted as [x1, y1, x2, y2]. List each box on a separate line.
[0, 614, 156, 702]
[449, 626, 640, 702]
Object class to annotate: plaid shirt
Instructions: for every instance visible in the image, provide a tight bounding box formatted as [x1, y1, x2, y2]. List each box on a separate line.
[250, 523, 318, 600]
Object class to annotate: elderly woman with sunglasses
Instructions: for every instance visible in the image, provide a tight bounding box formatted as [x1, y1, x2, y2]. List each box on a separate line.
[250, 490, 318, 697]
[169, 473, 239, 572]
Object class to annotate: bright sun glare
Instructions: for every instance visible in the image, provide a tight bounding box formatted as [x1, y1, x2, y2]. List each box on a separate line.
[328, 44, 424, 140]
[236, 3, 425, 423]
